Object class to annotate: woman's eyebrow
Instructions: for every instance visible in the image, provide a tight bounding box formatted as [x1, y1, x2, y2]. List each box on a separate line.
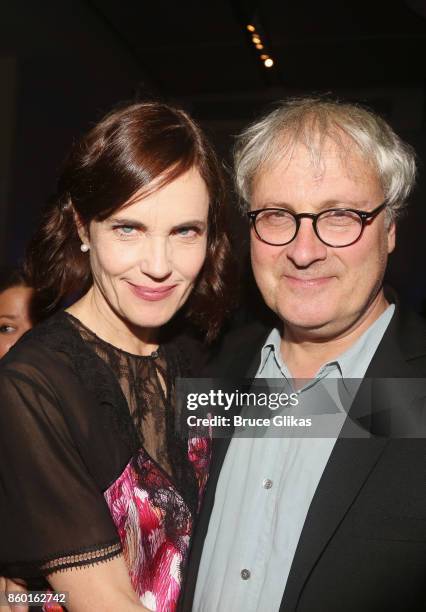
[172, 220, 207, 229]
[108, 217, 146, 228]
[108, 217, 207, 230]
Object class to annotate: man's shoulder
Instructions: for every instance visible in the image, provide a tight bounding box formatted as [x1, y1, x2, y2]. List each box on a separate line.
[369, 300, 426, 376]
[395, 304, 426, 353]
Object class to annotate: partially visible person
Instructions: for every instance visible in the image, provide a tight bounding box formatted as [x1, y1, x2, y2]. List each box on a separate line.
[0, 267, 38, 359]
[0, 267, 39, 611]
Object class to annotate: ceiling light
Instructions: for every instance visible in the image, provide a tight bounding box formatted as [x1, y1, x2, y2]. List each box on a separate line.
[247, 24, 255, 32]
[264, 58, 274, 68]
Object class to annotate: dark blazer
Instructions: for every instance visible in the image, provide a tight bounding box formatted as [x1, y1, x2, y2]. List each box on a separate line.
[180, 302, 426, 612]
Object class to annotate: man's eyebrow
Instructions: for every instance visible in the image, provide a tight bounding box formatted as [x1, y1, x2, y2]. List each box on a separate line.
[253, 201, 293, 210]
[253, 199, 371, 211]
[0, 314, 17, 320]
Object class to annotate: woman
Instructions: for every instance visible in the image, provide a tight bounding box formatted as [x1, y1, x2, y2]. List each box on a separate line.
[0, 267, 38, 358]
[0, 102, 234, 611]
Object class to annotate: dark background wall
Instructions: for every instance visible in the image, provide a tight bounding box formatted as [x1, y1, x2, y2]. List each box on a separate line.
[1, 0, 425, 312]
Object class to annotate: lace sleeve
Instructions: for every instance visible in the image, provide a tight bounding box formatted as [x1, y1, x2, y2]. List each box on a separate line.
[0, 360, 122, 579]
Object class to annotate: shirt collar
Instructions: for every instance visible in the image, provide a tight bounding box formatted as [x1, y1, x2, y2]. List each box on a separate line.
[332, 304, 395, 379]
[257, 328, 283, 377]
[257, 304, 395, 380]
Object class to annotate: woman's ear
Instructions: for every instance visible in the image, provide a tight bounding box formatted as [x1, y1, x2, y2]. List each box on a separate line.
[73, 209, 90, 246]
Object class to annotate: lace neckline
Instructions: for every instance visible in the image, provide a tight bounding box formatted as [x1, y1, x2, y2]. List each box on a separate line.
[25, 308, 200, 515]
[63, 311, 160, 361]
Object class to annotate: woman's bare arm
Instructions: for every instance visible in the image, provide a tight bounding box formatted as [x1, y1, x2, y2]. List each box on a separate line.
[48, 555, 150, 612]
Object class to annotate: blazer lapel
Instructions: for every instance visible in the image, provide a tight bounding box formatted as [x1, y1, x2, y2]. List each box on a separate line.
[280, 436, 387, 611]
[281, 361, 394, 612]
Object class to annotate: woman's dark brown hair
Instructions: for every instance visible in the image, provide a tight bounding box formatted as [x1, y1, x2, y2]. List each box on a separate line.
[26, 102, 235, 341]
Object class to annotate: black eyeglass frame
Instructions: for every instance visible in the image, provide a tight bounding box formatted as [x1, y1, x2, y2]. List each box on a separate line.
[246, 202, 388, 248]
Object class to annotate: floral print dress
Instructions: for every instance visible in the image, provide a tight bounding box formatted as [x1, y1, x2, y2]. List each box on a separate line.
[105, 436, 209, 611]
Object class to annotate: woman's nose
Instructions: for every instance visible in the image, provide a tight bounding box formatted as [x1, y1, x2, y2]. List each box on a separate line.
[138, 237, 173, 279]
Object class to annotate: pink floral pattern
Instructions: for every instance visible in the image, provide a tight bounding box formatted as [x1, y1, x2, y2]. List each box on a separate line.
[104, 435, 210, 612]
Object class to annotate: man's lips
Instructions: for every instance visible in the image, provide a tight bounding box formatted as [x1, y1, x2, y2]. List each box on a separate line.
[127, 282, 178, 301]
[283, 275, 335, 288]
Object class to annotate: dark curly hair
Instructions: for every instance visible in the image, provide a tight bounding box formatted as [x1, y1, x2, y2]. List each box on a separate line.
[26, 102, 236, 341]
[0, 266, 28, 294]
[0, 266, 46, 325]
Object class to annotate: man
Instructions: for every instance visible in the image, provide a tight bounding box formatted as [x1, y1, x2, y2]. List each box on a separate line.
[181, 98, 426, 611]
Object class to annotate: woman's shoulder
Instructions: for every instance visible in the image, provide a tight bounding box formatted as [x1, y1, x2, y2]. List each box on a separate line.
[21, 310, 78, 348]
[0, 310, 113, 407]
[0, 311, 133, 482]
[0, 311, 86, 400]
[1, 311, 78, 370]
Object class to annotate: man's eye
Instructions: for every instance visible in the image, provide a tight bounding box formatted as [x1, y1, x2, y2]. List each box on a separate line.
[0, 325, 16, 334]
[261, 210, 293, 225]
[329, 210, 348, 218]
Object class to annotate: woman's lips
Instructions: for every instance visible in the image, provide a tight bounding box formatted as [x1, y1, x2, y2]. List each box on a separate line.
[128, 282, 177, 301]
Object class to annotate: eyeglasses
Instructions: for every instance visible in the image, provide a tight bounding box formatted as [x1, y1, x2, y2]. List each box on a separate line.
[247, 202, 387, 248]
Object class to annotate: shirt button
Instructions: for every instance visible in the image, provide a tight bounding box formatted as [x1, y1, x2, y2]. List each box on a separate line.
[241, 569, 251, 580]
[263, 478, 273, 489]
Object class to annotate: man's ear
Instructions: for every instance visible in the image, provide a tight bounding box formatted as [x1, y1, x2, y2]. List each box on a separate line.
[73, 210, 90, 246]
[387, 220, 396, 254]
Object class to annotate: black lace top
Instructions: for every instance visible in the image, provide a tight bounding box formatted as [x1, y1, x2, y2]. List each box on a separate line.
[0, 311, 208, 590]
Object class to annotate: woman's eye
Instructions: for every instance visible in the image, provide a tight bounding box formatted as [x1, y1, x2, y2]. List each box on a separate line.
[174, 226, 198, 238]
[114, 225, 137, 237]
[0, 325, 16, 334]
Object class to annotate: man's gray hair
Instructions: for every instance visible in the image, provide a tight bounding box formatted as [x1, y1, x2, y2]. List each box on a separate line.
[234, 97, 416, 222]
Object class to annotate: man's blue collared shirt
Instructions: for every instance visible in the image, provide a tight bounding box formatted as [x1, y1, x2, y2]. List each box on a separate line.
[193, 305, 394, 612]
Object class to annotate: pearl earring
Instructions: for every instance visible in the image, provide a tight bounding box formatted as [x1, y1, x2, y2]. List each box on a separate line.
[80, 243, 89, 253]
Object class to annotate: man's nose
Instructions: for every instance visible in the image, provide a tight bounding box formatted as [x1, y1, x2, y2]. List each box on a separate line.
[139, 237, 173, 279]
[284, 218, 328, 267]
